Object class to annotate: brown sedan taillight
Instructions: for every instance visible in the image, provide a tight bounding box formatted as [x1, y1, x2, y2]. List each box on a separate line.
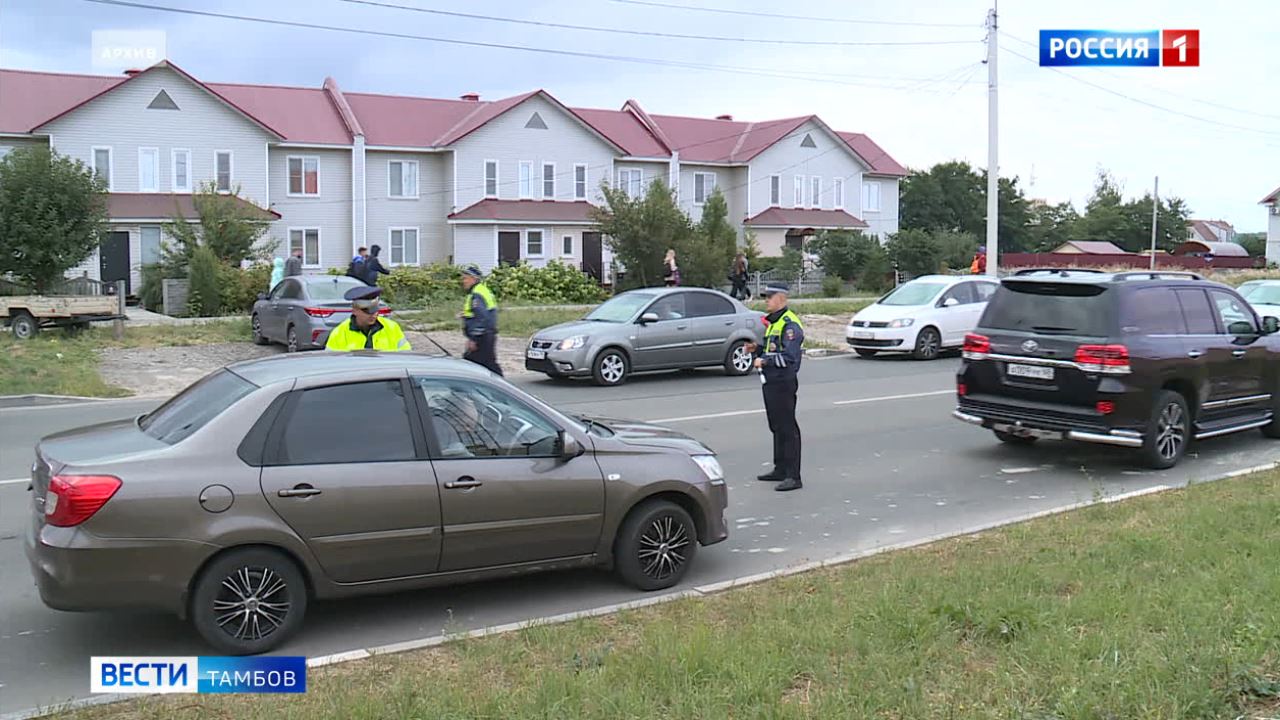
[45, 475, 121, 527]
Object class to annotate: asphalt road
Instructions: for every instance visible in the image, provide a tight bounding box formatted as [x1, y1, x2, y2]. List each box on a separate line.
[2, 355, 1279, 716]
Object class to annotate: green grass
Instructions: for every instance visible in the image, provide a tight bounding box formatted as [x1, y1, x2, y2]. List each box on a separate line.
[69, 470, 1280, 720]
[749, 298, 874, 316]
[0, 320, 252, 398]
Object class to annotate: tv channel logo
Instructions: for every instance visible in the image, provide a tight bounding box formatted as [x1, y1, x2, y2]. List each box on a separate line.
[91, 656, 307, 694]
[1039, 30, 1199, 67]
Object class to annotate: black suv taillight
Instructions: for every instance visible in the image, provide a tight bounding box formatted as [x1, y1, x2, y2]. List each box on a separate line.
[1074, 344, 1131, 375]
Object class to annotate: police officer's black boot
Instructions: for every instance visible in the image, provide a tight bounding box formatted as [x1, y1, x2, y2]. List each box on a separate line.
[757, 469, 784, 482]
[775, 477, 803, 492]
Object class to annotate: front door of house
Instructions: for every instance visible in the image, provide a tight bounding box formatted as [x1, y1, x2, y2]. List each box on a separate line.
[99, 231, 131, 295]
[581, 232, 603, 282]
[498, 231, 521, 267]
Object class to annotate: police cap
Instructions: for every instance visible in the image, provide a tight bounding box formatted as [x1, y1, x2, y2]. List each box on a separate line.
[344, 285, 383, 311]
[762, 282, 790, 297]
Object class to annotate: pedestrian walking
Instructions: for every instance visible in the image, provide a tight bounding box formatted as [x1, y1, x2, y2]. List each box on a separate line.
[324, 286, 411, 351]
[284, 247, 303, 277]
[364, 244, 390, 285]
[730, 252, 749, 300]
[459, 265, 503, 375]
[346, 246, 368, 282]
[269, 257, 285, 291]
[663, 249, 680, 287]
[969, 246, 987, 275]
[745, 282, 805, 492]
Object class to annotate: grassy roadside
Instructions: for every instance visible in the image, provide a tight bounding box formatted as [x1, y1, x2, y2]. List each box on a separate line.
[72, 470, 1280, 720]
[0, 320, 251, 398]
[397, 306, 589, 337]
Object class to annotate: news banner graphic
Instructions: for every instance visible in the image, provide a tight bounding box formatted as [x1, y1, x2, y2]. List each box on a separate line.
[1039, 30, 1200, 67]
[91, 656, 306, 694]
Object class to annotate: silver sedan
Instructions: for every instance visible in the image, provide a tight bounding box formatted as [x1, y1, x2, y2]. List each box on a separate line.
[526, 287, 766, 386]
[251, 275, 390, 352]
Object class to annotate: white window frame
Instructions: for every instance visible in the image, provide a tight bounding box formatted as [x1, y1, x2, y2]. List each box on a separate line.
[519, 161, 534, 199]
[484, 159, 499, 198]
[833, 177, 845, 210]
[562, 234, 574, 256]
[0, 146, 12, 160]
[288, 227, 322, 268]
[574, 163, 588, 200]
[769, 174, 780, 207]
[287, 155, 321, 197]
[618, 168, 643, 200]
[793, 176, 803, 208]
[170, 148, 192, 193]
[388, 226, 420, 266]
[138, 147, 159, 193]
[91, 146, 113, 191]
[542, 161, 556, 200]
[140, 225, 164, 266]
[693, 172, 717, 205]
[214, 150, 233, 193]
[863, 181, 881, 213]
[525, 228, 546, 258]
[810, 176, 821, 209]
[387, 160, 419, 199]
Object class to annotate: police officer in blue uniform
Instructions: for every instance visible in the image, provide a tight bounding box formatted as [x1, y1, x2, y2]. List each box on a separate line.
[459, 265, 503, 376]
[745, 282, 805, 492]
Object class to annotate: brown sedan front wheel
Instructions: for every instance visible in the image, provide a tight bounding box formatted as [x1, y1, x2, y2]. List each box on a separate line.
[614, 500, 698, 591]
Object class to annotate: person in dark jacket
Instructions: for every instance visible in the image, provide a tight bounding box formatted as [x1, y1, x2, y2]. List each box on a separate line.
[730, 252, 749, 300]
[364, 244, 391, 285]
[744, 282, 805, 492]
[346, 246, 368, 282]
[458, 265, 502, 375]
[283, 248, 303, 277]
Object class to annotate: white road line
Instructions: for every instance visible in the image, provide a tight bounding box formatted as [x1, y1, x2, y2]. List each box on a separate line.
[0, 478, 30, 487]
[831, 389, 953, 406]
[647, 409, 765, 424]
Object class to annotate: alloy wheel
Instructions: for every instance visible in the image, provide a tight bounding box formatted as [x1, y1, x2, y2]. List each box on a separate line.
[286, 327, 298, 353]
[637, 514, 690, 581]
[601, 354, 625, 384]
[916, 329, 940, 359]
[1156, 402, 1186, 461]
[211, 565, 292, 643]
[732, 344, 753, 372]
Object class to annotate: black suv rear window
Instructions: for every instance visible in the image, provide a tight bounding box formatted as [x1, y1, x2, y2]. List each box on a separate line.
[983, 281, 1110, 336]
[140, 369, 257, 444]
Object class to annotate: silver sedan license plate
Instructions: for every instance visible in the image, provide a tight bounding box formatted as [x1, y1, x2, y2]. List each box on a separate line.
[526, 349, 547, 360]
[1007, 363, 1054, 380]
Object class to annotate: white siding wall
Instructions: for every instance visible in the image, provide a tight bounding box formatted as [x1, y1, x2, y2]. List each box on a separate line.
[678, 164, 746, 236]
[40, 67, 272, 203]
[1268, 212, 1280, 266]
[450, 224, 596, 272]
[452, 95, 618, 211]
[266, 146, 352, 270]
[453, 225, 496, 270]
[751, 228, 788, 258]
[614, 160, 672, 199]
[366, 150, 450, 264]
[746, 120, 866, 219]
[863, 176, 901, 241]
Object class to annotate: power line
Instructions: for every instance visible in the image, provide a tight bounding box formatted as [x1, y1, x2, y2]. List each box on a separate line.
[609, 0, 976, 29]
[338, 0, 980, 47]
[81, 0, 977, 92]
[1001, 45, 1280, 137]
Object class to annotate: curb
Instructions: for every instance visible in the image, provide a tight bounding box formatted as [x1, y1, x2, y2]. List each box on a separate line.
[7, 462, 1277, 720]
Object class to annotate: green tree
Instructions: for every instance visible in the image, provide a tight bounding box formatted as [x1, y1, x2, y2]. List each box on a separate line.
[0, 146, 108, 292]
[591, 180, 691, 290]
[683, 188, 737, 288]
[857, 243, 893, 293]
[163, 182, 274, 268]
[186, 244, 222, 317]
[1026, 201, 1080, 252]
[933, 230, 981, 271]
[810, 230, 881, 281]
[1239, 232, 1267, 258]
[776, 246, 804, 282]
[886, 228, 944, 277]
[900, 161, 1032, 252]
[1071, 171, 1190, 252]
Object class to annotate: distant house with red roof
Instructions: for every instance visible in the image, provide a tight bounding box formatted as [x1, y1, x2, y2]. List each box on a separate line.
[0, 61, 906, 290]
[1185, 218, 1237, 245]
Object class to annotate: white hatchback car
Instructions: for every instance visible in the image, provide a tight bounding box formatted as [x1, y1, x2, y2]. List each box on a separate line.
[847, 275, 1000, 360]
[1240, 280, 1280, 320]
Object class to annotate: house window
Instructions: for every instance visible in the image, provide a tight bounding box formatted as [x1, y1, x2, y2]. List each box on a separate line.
[0, 146, 11, 160]
[834, 177, 845, 209]
[574, 164, 587, 200]
[542, 162, 556, 199]
[562, 235, 573, 256]
[484, 160, 498, 198]
[288, 156, 320, 196]
[215, 151, 232, 193]
[693, 172, 717, 204]
[526, 229, 545, 256]
[793, 176, 803, 208]
[138, 147, 159, 192]
[863, 181, 881, 212]
[811, 177, 821, 208]
[171, 149, 191, 192]
[140, 226, 163, 266]
[288, 228, 321, 267]
[769, 175, 781, 206]
[92, 147, 112, 190]
[389, 160, 418, 198]
[389, 227, 419, 265]
[519, 161, 533, 198]
[618, 168, 643, 199]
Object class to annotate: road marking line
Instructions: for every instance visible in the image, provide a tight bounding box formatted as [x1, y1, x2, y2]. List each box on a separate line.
[832, 389, 953, 405]
[648, 409, 765, 423]
[0, 478, 30, 487]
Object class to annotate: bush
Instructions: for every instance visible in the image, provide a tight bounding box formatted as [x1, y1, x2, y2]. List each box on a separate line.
[821, 275, 844, 298]
[886, 229, 944, 278]
[219, 263, 273, 314]
[935, 230, 981, 272]
[379, 263, 464, 306]
[488, 261, 608, 304]
[138, 263, 167, 312]
[776, 247, 804, 283]
[811, 231, 883, 281]
[186, 245, 222, 317]
[858, 245, 894, 293]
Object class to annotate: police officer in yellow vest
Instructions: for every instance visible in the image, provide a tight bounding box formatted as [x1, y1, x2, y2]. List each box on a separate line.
[744, 282, 805, 492]
[459, 265, 503, 376]
[324, 286, 411, 351]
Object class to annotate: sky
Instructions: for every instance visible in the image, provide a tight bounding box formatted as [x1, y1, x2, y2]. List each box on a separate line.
[2, 0, 1277, 231]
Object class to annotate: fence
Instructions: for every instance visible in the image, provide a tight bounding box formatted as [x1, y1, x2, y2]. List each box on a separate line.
[162, 278, 190, 316]
[1000, 253, 1261, 271]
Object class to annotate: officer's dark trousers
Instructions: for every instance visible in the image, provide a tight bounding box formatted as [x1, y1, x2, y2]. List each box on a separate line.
[464, 333, 503, 376]
[762, 377, 801, 480]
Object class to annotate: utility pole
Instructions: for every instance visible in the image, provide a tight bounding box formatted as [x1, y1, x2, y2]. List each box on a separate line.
[985, 5, 999, 277]
[1149, 176, 1159, 270]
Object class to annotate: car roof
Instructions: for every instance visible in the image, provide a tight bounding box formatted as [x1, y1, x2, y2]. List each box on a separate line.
[226, 351, 490, 387]
[906, 274, 995, 286]
[298, 275, 364, 286]
[1000, 269, 1239, 289]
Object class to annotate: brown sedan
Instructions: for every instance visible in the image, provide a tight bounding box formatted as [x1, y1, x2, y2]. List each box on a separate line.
[24, 353, 728, 654]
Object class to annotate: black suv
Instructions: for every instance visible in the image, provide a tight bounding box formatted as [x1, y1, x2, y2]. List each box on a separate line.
[954, 270, 1280, 469]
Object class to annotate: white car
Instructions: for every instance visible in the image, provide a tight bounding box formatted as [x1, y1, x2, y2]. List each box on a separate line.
[847, 275, 1000, 360]
[1239, 279, 1280, 320]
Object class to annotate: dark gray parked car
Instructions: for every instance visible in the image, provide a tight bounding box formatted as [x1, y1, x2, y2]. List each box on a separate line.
[25, 353, 728, 654]
[251, 275, 387, 352]
[526, 287, 766, 385]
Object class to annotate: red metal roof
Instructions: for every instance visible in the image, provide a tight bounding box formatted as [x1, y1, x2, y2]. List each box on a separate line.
[647, 114, 812, 164]
[0, 69, 122, 133]
[447, 199, 596, 223]
[207, 81, 345, 143]
[571, 107, 669, 158]
[345, 92, 479, 147]
[107, 193, 279, 221]
[1261, 184, 1280, 205]
[837, 132, 909, 177]
[744, 207, 867, 229]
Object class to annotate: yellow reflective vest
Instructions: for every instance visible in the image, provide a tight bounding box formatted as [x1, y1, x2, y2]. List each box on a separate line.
[325, 316, 411, 351]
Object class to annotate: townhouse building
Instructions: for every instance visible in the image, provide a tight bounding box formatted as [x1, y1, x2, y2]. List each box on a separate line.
[0, 60, 906, 294]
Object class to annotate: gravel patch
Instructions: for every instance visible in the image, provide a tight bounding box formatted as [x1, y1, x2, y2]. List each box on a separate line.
[98, 343, 282, 397]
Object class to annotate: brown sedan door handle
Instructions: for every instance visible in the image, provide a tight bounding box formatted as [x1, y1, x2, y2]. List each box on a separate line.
[444, 477, 483, 489]
[1232, 349, 1247, 358]
[278, 484, 322, 498]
